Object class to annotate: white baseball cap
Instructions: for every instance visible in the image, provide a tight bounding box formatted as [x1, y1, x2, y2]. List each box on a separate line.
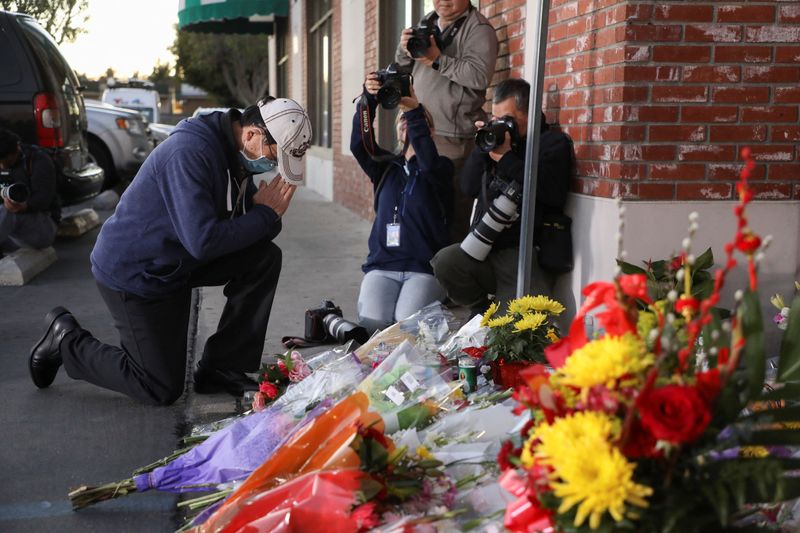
[258, 98, 312, 185]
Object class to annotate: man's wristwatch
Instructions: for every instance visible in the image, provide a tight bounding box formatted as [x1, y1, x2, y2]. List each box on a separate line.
[431, 56, 440, 71]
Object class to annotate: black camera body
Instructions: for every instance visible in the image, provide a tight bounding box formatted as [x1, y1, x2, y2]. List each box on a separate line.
[375, 62, 413, 110]
[0, 182, 30, 204]
[305, 300, 369, 345]
[475, 116, 519, 153]
[489, 176, 523, 205]
[406, 17, 438, 58]
[305, 300, 342, 343]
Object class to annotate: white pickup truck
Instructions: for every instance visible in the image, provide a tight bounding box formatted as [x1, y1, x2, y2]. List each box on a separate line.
[84, 99, 153, 188]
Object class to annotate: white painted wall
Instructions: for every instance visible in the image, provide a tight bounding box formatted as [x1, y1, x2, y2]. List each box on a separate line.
[556, 193, 800, 350]
[340, 0, 366, 155]
[305, 148, 334, 201]
[290, 0, 304, 104]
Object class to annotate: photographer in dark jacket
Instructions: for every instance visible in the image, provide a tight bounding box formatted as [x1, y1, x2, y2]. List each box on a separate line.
[0, 128, 60, 254]
[351, 73, 453, 334]
[432, 78, 572, 315]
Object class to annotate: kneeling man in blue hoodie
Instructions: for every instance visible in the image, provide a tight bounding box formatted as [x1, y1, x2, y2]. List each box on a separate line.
[28, 97, 312, 405]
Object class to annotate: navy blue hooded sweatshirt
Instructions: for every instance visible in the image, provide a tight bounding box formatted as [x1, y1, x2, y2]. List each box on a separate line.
[350, 95, 453, 275]
[91, 110, 281, 298]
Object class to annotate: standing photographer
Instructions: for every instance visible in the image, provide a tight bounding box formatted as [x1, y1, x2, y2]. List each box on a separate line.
[431, 79, 573, 315]
[351, 73, 453, 334]
[0, 128, 59, 255]
[395, 0, 497, 242]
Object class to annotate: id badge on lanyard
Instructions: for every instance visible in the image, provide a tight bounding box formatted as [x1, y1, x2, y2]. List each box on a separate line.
[386, 206, 401, 247]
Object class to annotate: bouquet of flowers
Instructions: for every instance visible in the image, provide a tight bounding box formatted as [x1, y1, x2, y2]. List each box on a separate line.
[252, 350, 312, 411]
[498, 149, 800, 533]
[480, 295, 565, 365]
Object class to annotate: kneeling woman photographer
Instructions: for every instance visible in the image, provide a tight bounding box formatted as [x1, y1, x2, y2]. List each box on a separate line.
[350, 72, 454, 334]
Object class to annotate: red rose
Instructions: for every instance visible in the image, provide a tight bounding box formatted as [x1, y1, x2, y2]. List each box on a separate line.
[622, 416, 662, 459]
[637, 385, 711, 444]
[695, 369, 721, 404]
[259, 381, 279, 399]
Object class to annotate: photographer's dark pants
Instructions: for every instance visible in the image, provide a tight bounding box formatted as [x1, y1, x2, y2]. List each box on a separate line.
[60, 240, 282, 405]
[432, 134, 474, 243]
[431, 243, 554, 316]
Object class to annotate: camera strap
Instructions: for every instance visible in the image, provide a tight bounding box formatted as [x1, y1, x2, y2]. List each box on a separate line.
[426, 8, 470, 52]
[355, 91, 409, 163]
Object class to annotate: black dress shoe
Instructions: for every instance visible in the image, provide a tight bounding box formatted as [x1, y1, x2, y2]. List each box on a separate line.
[193, 366, 259, 396]
[29, 306, 80, 389]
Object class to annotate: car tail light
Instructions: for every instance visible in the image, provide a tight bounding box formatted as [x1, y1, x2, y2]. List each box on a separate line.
[34, 92, 63, 148]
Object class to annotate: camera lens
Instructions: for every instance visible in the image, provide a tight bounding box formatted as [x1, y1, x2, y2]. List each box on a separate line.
[0, 183, 29, 203]
[377, 85, 402, 110]
[407, 36, 429, 58]
[322, 313, 369, 345]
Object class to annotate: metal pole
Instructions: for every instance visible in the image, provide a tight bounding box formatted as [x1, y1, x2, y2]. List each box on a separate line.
[516, 0, 551, 297]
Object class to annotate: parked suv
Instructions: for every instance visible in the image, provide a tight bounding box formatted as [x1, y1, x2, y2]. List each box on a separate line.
[0, 10, 103, 205]
[84, 99, 153, 188]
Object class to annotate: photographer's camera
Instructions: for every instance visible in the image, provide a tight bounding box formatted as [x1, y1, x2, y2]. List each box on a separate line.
[375, 63, 413, 110]
[475, 116, 518, 153]
[0, 182, 29, 204]
[460, 178, 522, 261]
[406, 17, 437, 58]
[305, 300, 368, 345]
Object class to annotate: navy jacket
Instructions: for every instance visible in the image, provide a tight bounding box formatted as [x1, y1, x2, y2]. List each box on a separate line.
[350, 96, 453, 274]
[91, 110, 281, 298]
[460, 124, 573, 251]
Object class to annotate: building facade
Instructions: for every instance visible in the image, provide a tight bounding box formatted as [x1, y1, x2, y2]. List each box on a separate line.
[271, 0, 800, 314]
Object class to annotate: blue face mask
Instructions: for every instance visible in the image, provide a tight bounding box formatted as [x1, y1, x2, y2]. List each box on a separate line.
[239, 131, 278, 174]
[239, 151, 277, 174]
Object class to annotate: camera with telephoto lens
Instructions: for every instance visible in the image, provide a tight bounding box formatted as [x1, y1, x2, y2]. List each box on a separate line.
[475, 115, 519, 153]
[305, 300, 369, 345]
[406, 16, 438, 59]
[0, 182, 29, 204]
[460, 177, 523, 261]
[375, 63, 413, 110]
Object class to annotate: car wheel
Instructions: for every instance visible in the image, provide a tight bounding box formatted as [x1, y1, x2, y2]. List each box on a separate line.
[88, 137, 117, 190]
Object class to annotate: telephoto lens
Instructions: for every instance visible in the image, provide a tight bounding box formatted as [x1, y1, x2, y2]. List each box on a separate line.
[460, 179, 522, 261]
[322, 313, 370, 345]
[0, 182, 30, 204]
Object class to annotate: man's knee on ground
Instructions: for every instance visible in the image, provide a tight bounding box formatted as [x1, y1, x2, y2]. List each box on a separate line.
[143, 382, 184, 406]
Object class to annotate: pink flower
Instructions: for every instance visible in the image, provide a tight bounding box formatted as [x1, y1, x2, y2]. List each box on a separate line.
[277, 360, 289, 377]
[351, 502, 380, 531]
[259, 381, 279, 399]
[251, 392, 267, 412]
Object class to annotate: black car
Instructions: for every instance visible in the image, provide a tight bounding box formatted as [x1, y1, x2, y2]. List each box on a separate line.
[0, 10, 103, 205]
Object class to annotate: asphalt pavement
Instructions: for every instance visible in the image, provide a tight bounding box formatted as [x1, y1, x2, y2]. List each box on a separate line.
[0, 186, 371, 532]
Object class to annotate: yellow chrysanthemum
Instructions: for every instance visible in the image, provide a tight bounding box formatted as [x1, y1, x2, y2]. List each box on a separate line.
[508, 295, 565, 316]
[546, 328, 560, 343]
[520, 433, 537, 468]
[514, 312, 547, 333]
[487, 315, 514, 328]
[534, 412, 651, 530]
[480, 301, 499, 327]
[553, 334, 653, 393]
[740, 446, 770, 458]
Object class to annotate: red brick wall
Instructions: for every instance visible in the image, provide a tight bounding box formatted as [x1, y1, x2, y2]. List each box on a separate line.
[545, 1, 800, 201]
[482, 0, 527, 89]
[332, 0, 379, 220]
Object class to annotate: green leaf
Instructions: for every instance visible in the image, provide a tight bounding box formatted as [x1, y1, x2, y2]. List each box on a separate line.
[692, 279, 715, 301]
[741, 290, 765, 399]
[778, 295, 800, 381]
[694, 247, 714, 272]
[617, 259, 647, 275]
[651, 259, 668, 279]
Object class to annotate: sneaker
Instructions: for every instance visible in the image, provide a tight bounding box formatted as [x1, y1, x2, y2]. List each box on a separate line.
[193, 366, 259, 396]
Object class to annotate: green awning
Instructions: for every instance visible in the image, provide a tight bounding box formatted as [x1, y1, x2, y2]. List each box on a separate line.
[178, 0, 288, 34]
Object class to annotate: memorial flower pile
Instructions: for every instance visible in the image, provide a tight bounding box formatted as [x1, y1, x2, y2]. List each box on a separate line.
[499, 148, 800, 533]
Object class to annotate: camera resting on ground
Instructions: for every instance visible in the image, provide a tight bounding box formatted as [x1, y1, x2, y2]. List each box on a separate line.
[406, 16, 438, 59]
[0, 182, 29, 204]
[305, 300, 369, 345]
[460, 176, 523, 262]
[374, 63, 413, 110]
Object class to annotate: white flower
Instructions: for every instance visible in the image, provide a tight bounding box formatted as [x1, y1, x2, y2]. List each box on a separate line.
[480, 365, 491, 374]
[689, 211, 699, 222]
[668, 290, 678, 302]
[781, 307, 791, 317]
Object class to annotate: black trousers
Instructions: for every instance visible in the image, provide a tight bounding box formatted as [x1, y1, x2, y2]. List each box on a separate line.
[61, 240, 282, 405]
